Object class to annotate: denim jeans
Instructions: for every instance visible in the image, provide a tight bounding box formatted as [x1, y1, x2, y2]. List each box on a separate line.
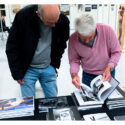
[82, 69, 115, 87]
[20, 65, 58, 98]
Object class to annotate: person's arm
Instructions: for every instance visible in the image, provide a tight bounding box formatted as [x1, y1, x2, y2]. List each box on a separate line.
[102, 26, 121, 81]
[68, 34, 81, 89]
[57, 14, 70, 60]
[102, 65, 112, 81]
[51, 13, 70, 70]
[6, 13, 24, 81]
[71, 73, 81, 89]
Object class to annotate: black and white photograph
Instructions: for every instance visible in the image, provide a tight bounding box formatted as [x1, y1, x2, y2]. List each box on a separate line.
[60, 4, 70, 15]
[92, 4, 97, 9]
[52, 108, 75, 121]
[38, 97, 68, 113]
[83, 113, 111, 121]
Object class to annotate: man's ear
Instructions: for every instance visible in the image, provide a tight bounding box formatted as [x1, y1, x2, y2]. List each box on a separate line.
[36, 11, 40, 17]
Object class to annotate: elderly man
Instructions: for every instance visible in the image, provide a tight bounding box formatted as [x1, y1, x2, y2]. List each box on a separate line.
[68, 14, 121, 89]
[6, 5, 69, 98]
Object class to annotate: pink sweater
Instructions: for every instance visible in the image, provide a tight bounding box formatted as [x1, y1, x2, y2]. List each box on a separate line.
[68, 23, 121, 75]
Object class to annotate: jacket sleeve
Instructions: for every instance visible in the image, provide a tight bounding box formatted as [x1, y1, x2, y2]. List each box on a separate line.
[61, 14, 70, 42]
[52, 14, 70, 69]
[6, 13, 24, 80]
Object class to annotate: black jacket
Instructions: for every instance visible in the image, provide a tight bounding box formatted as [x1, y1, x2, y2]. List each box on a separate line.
[0, 20, 6, 29]
[6, 5, 70, 80]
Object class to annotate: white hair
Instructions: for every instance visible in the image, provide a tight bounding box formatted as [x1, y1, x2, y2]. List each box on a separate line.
[38, 5, 43, 17]
[75, 14, 96, 36]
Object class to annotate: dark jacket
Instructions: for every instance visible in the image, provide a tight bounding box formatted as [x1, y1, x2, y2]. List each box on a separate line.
[6, 5, 70, 80]
[0, 20, 6, 29]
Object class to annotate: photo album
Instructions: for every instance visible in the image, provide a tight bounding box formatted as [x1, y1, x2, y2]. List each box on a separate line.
[72, 75, 119, 108]
[0, 96, 34, 119]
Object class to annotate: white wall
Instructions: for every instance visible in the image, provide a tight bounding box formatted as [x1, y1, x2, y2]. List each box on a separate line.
[5, 4, 27, 27]
[69, 4, 119, 33]
[4, 4, 119, 33]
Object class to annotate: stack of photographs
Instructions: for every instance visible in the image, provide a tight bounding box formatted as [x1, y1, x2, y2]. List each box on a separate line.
[106, 89, 125, 110]
[72, 90, 103, 111]
[106, 99, 125, 110]
[0, 96, 34, 119]
[38, 96, 69, 113]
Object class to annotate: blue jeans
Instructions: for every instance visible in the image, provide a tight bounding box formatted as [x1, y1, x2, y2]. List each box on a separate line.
[20, 65, 58, 98]
[82, 69, 115, 87]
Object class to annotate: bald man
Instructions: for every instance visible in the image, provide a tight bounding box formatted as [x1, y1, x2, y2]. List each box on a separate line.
[6, 5, 69, 98]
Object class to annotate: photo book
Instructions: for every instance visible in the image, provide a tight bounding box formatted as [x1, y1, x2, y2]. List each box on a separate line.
[0, 96, 34, 119]
[106, 88, 125, 110]
[72, 75, 119, 110]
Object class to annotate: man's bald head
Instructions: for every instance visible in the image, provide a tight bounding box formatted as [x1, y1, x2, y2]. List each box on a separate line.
[36, 4, 60, 27]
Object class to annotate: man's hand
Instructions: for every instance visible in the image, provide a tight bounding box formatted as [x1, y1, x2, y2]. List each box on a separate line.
[71, 73, 81, 89]
[17, 78, 24, 85]
[102, 65, 112, 81]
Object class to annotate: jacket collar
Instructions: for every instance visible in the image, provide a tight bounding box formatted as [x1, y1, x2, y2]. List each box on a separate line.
[30, 5, 40, 37]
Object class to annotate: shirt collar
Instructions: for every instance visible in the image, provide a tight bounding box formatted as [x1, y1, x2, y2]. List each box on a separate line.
[78, 30, 97, 48]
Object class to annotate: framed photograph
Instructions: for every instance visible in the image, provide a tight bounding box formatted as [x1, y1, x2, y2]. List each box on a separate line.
[85, 7, 91, 12]
[92, 4, 97, 9]
[11, 4, 21, 14]
[104, 4, 108, 7]
[60, 4, 70, 15]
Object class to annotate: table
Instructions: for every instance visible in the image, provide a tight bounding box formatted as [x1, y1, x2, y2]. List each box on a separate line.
[1, 86, 125, 120]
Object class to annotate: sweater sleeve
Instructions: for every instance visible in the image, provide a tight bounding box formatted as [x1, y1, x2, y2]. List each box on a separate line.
[107, 26, 121, 68]
[68, 34, 81, 74]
